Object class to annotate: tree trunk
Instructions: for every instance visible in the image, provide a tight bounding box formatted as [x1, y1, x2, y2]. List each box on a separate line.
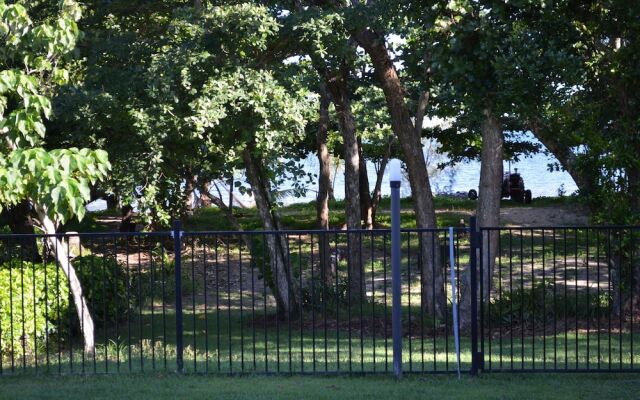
[460, 108, 503, 330]
[325, 68, 364, 304]
[352, 28, 444, 317]
[358, 138, 373, 229]
[184, 176, 195, 216]
[478, 109, 503, 301]
[106, 193, 118, 211]
[243, 147, 300, 318]
[370, 136, 392, 227]
[316, 84, 335, 286]
[201, 183, 244, 233]
[3, 200, 41, 262]
[35, 206, 95, 354]
[530, 120, 593, 196]
[200, 181, 283, 304]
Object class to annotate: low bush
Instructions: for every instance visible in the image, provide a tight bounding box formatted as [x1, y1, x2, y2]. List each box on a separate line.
[72, 255, 132, 331]
[0, 261, 70, 356]
[488, 279, 611, 326]
[0, 255, 133, 356]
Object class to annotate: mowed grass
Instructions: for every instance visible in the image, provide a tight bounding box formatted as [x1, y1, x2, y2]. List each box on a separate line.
[0, 372, 638, 400]
[3, 306, 638, 376]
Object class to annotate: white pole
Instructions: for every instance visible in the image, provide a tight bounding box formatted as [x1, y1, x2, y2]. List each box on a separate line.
[449, 227, 461, 379]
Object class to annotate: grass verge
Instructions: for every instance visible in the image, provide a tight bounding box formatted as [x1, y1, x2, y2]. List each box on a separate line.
[0, 372, 637, 400]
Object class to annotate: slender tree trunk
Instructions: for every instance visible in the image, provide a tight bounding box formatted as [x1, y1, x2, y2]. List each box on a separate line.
[243, 147, 300, 318]
[201, 183, 244, 233]
[34, 206, 95, 354]
[228, 174, 234, 210]
[316, 84, 335, 285]
[477, 109, 503, 301]
[184, 176, 195, 216]
[325, 67, 364, 303]
[358, 138, 373, 229]
[460, 108, 503, 330]
[352, 28, 444, 317]
[370, 136, 392, 227]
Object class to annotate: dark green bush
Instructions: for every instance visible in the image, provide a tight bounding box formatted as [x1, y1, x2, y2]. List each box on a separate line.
[488, 279, 611, 326]
[0, 261, 70, 356]
[72, 255, 132, 331]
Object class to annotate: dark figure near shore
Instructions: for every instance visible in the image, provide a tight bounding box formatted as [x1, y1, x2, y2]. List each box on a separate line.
[119, 205, 136, 233]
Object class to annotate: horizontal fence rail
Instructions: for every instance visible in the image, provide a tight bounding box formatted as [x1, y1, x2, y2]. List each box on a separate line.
[0, 224, 638, 376]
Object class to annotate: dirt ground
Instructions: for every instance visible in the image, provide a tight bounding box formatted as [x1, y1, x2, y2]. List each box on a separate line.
[500, 206, 589, 226]
[437, 205, 590, 227]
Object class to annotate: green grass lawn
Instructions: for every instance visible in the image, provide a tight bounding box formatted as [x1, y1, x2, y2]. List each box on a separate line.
[66, 195, 583, 233]
[0, 372, 638, 400]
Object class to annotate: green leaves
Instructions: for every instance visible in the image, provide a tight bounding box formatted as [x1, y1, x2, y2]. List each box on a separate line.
[0, 148, 111, 223]
[0, 0, 111, 227]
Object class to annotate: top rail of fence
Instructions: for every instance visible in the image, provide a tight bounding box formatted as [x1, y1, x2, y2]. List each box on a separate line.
[0, 231, 172, 239]
[480, 225, 640, 231]
[2, 224, 639, 239]
[0, 227, 468, 239]
[181, 227, 461, 236]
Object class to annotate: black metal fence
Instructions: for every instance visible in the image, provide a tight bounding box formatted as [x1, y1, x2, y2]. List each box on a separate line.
[478, 226, 639, 372]
[0, 223, 637, 376]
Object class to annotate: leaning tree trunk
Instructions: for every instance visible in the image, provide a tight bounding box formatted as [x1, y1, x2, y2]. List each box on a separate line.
[460, 108, 503, 330]
[352, 28, 444, 318]
[530, 119, 593, 197]
[316, 84, 335, 286]
[35, 205, 95, 354]
[243, 147, 300, 318]
[325, 67, 364, 304]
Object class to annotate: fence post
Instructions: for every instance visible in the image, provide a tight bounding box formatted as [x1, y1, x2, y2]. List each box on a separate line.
[173, 219, 184, 374]
[469, 216, 480, 376]
[389, 159, 402, 379]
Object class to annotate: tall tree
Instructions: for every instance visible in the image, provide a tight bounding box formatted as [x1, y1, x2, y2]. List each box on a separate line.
[152, 4, 314, 316]
[315, 83, 335, 284]
[0, 0, 111, 353]
[346, 1, 446, 317]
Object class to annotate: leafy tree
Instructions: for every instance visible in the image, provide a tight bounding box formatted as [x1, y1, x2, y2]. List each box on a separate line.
[123, 3, 314, 315]
[0, 0, 111, 353]
[49, 0, 191, 227]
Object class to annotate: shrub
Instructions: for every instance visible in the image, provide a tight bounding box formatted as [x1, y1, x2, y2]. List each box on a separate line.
[72, 255, 132, 331]
[0, 255, 134, 357]
[488, 279, 611, 326]
[0, 261, 70, 356]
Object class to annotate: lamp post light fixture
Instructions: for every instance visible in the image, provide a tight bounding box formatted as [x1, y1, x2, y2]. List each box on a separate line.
[389, 158, 402, 379]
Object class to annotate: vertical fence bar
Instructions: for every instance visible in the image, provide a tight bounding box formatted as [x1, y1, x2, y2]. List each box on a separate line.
[173, 220, 184, 374]
[390, 159, 402, 379]
[449, 227, 461, 379]
[469, 217, 480, 376]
